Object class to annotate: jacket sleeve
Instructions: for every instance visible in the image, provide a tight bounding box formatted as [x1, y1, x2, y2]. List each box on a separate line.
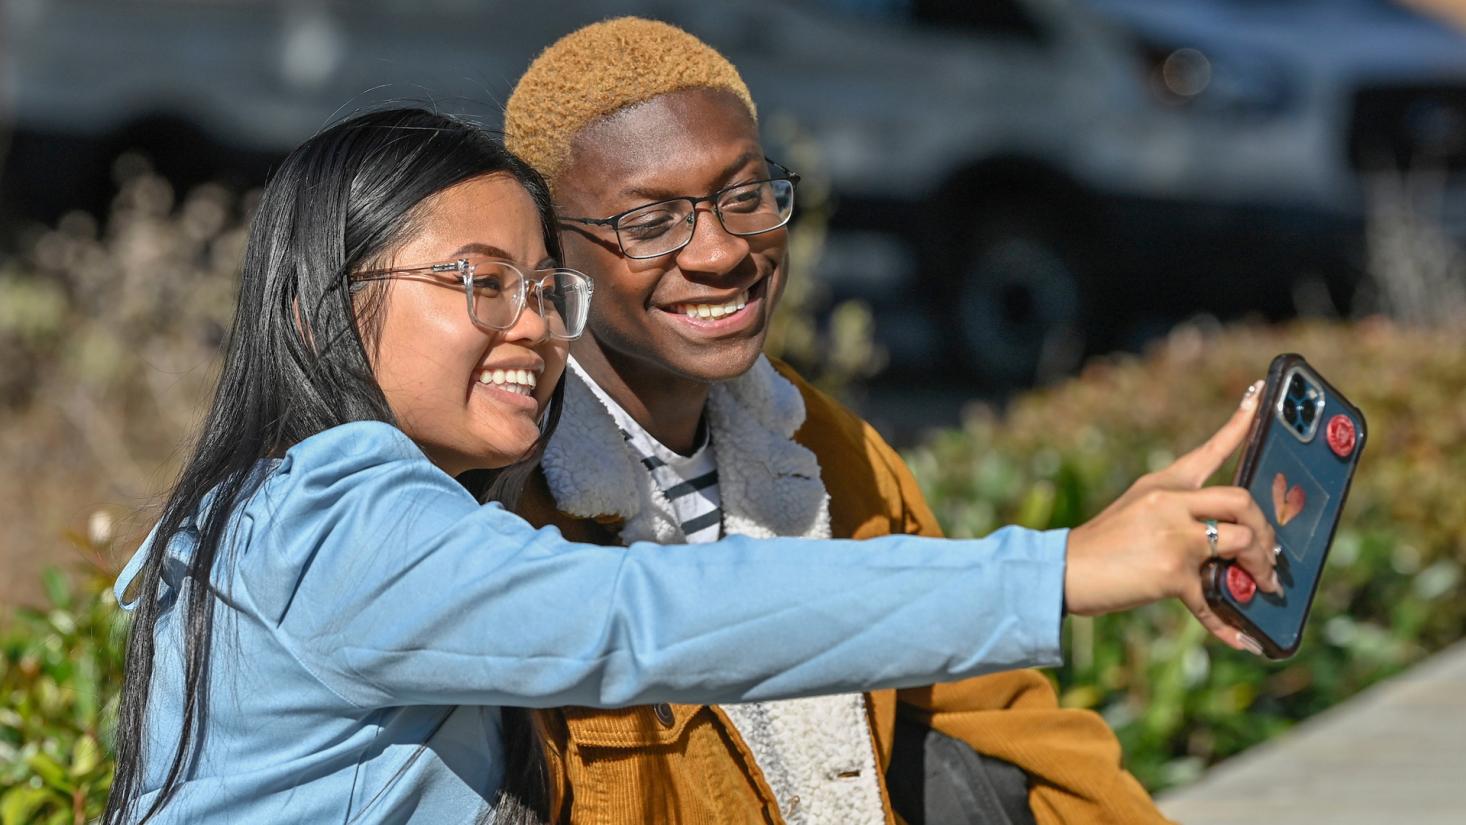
[861, 418, 946, 539]
[860, 418, 1173, 824]
[234, 421, 1067, 711]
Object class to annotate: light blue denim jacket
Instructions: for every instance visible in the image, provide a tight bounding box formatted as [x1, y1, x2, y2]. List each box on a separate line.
[115, 421, 1067, 823]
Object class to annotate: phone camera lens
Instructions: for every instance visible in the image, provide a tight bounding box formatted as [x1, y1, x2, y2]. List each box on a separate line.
[1284, 397, 1298, 421]
[1289, 376, 1305, 397]
[1301, 401, 1316, 424]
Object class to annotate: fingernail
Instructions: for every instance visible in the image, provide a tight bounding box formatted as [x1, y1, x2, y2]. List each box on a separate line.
[1238, 632, 1265, 656]
[1270, 570, 1283, 594]
[1241, 380, 1263, 410]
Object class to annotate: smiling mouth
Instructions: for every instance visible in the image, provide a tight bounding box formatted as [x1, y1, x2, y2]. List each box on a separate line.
[660, 276, 769, 322]
[477, 368, 537, 396]
[668, 289, 749, 320]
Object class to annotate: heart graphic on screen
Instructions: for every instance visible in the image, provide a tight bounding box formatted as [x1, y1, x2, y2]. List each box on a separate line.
[1272, 472, 1306, 526]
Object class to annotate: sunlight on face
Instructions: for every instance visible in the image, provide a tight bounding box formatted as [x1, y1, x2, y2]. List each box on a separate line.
[555, 88, 788, 389]
[370, 173, 568, 476]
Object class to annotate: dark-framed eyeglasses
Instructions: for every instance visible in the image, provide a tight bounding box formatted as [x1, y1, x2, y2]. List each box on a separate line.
[558, 159, 800, 260]
[353, 257, 594, 340]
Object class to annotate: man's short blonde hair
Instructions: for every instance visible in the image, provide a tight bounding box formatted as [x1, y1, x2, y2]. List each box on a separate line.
[504, 17, 757, 188]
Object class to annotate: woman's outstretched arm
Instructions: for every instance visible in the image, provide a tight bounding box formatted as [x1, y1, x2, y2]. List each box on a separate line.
[218, 421, 1068, 710]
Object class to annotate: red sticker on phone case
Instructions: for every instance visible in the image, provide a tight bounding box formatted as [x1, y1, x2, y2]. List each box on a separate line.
[1326, 414, 1356, 458]
[1227, 565, 1257, 604]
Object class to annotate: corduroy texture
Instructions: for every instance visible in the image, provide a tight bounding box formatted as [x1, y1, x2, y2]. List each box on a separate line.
[504, 16, 757, 187]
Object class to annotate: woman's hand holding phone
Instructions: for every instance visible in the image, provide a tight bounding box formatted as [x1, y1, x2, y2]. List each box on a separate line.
[1064, 380, 1280, 653]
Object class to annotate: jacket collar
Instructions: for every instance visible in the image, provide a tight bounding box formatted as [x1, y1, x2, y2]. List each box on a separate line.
[540, 355, 832, 544]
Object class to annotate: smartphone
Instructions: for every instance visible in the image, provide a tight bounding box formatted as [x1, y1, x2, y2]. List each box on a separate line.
[1202, 354, 1367, 659]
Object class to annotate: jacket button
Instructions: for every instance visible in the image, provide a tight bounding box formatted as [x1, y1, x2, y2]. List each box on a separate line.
[653, 703, 675, 726]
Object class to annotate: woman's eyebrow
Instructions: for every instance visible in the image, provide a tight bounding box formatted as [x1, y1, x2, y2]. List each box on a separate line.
[445, 242, 554, 270]
[449, 242, 517, 260]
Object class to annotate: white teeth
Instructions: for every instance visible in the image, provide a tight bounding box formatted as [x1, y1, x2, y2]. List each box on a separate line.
[477, 368, 538, 395]
[675, 290, 749, 320]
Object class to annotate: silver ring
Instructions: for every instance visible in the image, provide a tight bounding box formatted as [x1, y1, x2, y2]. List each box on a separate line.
[1273, 543, 1283, 558]
[1204, 518, 1220, 558]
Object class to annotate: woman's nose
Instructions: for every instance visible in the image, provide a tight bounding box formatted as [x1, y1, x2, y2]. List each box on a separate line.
[502, 287, 551, 344]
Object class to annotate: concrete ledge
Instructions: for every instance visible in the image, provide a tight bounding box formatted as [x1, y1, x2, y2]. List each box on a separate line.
[1158, 638, 1466, 824]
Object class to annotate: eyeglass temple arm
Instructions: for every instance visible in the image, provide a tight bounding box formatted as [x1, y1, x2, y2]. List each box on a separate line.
[352, 260, 468, 281]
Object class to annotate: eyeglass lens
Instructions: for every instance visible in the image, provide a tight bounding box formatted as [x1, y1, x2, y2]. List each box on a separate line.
[467, 262, 592, 340]
[617, 178, 795, 258]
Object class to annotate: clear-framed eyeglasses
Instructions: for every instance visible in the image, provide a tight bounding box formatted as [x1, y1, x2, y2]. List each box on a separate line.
[353, 257, 594, 340]
[558, 159, 800, 260]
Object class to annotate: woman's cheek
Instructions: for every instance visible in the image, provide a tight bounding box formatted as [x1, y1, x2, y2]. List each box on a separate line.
[538, 341, 570, 407]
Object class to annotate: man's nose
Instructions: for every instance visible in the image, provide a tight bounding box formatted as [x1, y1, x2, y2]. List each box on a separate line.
[674, 204, 749, 278]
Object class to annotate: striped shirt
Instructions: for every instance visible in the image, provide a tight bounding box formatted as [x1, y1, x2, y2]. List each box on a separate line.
[570, 359, 723, 543]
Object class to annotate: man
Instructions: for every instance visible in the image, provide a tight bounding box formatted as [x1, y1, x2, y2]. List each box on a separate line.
[505, 17, 1173, 825]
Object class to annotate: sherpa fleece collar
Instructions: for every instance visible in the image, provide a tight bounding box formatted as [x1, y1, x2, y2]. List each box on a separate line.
[540, 355, 832, 544]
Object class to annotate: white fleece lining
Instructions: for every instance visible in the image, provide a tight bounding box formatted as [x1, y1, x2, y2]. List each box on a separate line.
[540, 356, 886, 825]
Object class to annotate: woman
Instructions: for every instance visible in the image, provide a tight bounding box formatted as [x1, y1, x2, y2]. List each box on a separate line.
[106, 108, 1276, 824]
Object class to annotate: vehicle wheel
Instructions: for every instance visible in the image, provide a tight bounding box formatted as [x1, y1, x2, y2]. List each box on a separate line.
[951, 218, 1086, 387]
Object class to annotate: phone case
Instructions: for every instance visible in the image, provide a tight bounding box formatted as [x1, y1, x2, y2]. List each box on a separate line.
[1202, 353, 1367, 659]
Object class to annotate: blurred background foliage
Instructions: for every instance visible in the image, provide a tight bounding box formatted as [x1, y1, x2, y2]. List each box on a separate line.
[0, 535, 123, 825]
[906, 318, 1466, 789]
[762, 113, 887, 398]
[0, 158, 248, 608]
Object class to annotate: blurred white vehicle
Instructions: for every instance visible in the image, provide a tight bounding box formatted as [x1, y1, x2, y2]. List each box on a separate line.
[5, 0, 1464, 381]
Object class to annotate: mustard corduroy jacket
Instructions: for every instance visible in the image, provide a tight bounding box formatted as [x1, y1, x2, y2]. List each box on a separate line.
[517, 362, 1173, 825]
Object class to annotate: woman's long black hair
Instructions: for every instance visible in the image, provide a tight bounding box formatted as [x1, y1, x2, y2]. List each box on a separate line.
[105, 108, 557, 824]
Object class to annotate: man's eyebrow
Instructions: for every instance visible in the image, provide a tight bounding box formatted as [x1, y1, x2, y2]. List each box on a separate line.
[616, 150, 764, 202]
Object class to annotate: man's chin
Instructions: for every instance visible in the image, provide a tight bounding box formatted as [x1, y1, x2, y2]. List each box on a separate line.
[668, 339, 768, 384]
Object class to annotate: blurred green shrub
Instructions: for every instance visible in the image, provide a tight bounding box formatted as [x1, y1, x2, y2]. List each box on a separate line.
[0, 531, 124, 825]
[905, 318, 1466, 789]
